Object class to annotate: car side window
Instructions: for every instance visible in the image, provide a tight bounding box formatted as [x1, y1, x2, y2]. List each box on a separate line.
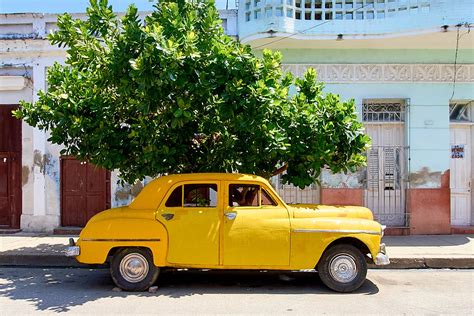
[229, 184, 259, 207]
[165, 186, 183, 207]
[261, 189, 277, 206]
[183, 184, 218, 207]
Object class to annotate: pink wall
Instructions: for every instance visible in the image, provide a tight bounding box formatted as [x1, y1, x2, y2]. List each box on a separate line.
[321, 171, 453, 235]
[320, 188, 364, 206]
[408, 171, 451, 235]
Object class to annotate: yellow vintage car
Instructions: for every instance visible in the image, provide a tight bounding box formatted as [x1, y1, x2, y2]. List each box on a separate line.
[66, 173, 389, 292]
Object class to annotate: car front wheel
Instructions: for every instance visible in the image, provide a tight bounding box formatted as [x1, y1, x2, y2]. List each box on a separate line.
[110, 247, 160, 291]
[317, 244, 367, 293]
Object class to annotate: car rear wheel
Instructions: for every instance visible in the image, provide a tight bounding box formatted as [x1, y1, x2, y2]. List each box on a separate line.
[110, 247, 160, 291]
[317, 244, 367, 293]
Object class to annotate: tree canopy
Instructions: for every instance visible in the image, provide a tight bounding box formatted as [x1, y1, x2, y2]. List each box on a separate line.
[15, 0, 370, 188]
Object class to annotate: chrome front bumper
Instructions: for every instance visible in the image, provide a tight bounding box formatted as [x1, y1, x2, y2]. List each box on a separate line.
[375, 243, 390, 265]
[65, 238, 80, 257]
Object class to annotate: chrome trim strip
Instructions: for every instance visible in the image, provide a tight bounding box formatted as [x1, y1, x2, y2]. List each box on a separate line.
[292, 229, 381, 235]
[81, 238, 161, 242]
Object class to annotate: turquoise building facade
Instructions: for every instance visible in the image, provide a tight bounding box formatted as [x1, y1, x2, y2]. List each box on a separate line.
[239, 0, 474, 233]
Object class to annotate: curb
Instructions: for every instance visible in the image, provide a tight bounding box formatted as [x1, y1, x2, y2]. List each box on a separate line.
[0, 254, 97, 268]
[369, 257, 474, 269]
[1, 254, 473, 269]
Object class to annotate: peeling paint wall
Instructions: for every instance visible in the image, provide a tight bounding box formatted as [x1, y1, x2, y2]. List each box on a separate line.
[320, 169, 365, 189]
[21, 165, 29, 186]
[409, 167, 442, 189]
[44, 141, 61, 218]
[111, 172, 149, 208]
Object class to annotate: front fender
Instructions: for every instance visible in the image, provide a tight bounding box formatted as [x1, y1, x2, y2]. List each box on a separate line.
[289, 217, 382, 269]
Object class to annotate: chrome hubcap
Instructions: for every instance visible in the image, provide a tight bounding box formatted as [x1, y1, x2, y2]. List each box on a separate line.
[329, 254, 357, 283]
[119, 253, 149, 283]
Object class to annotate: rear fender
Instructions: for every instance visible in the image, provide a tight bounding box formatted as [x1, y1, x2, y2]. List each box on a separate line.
[76, 218, 168, 266]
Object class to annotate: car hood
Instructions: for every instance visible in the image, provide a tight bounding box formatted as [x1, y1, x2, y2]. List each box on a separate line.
[288, 204, 374, 221]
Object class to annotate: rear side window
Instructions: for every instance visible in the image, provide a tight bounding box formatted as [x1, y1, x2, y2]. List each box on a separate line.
[184, 184, 218, 207]
[165, 183, 218, 208]
[165, 186, 182, 207]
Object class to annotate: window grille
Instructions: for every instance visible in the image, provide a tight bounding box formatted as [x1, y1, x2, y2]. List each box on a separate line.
[449, 102, 472, 122]
[362, 99, 406, 122]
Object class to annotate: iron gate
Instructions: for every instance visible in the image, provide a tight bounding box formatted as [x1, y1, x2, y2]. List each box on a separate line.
[365, 146, 407, 226]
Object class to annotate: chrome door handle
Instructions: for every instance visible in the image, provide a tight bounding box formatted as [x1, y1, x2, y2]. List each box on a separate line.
[161, 213, 174, 221]
[224, 212, 237, 220]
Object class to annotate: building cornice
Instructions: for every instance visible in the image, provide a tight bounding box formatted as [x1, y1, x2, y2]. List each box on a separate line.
[282, 63, 474, 83]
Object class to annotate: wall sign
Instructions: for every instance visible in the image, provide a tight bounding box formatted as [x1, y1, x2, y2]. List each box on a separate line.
[451, 144, 465, 159]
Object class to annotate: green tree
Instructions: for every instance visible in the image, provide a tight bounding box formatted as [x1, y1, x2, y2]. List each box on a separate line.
[15, 0, 370, 188]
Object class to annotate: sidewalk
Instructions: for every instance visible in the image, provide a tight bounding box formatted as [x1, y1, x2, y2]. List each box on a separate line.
[0, 233, 472, 269]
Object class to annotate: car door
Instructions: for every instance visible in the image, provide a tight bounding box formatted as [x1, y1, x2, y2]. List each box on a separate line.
[156, 181, 221, 265]
[222, 181, 291, 267]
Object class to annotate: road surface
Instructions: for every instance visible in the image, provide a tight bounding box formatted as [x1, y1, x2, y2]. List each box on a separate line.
[0, 268, 472, 315]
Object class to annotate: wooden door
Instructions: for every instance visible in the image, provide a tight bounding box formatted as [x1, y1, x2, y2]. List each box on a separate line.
[450, 124, 472, 225]
[0, 105, 22, 228]
[0, 153, 10, 226]
[61, 158, 110, 227]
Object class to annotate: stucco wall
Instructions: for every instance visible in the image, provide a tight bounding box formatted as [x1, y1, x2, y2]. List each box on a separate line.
[276, 48, 474, 189]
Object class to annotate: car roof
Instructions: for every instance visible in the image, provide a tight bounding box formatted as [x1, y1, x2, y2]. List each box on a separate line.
[129, 173, 271, 209]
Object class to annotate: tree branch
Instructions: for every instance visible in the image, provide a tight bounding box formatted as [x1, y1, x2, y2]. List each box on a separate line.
[272, 163, 288, 176]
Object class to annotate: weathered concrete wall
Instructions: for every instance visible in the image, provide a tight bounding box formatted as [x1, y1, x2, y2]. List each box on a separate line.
[320, 169, 364, 189]
[111, 173, 150, 208]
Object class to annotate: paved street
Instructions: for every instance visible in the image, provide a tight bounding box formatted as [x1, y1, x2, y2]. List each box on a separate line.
[0, 268, 472, 315]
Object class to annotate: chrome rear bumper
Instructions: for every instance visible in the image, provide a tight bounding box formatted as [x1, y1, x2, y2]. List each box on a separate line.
[375, 243, 390, 265]
[65, 238, 80, 257]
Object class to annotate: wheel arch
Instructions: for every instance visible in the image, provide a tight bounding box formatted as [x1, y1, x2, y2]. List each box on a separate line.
[107, 245, 163, 267]
[317, 237, 371, 268]
[107, 246, 153, 259]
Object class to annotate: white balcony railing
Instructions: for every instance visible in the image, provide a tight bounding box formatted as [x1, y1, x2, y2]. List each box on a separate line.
[238, 0, 474, 42]
[243, 0, 431, 23]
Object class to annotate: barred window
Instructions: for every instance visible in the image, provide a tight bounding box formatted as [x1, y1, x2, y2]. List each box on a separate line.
[362, 99, 406, 122]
